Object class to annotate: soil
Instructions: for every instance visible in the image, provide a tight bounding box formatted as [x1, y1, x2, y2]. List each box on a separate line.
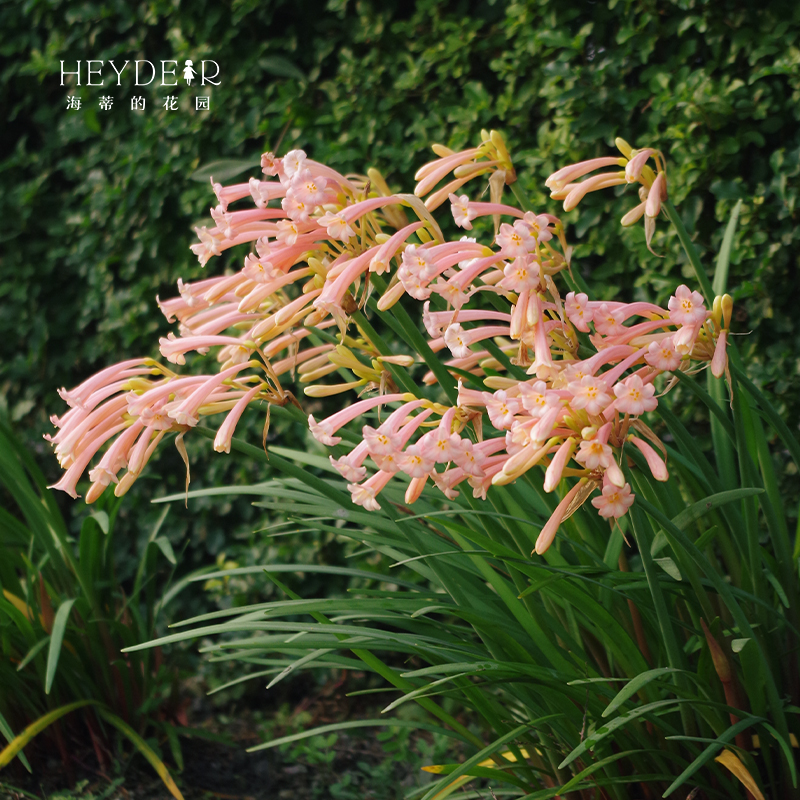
[0, 674, 444, 800]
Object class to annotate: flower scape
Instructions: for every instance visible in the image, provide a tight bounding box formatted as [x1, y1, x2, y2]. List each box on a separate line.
[47, 133, 733, 555]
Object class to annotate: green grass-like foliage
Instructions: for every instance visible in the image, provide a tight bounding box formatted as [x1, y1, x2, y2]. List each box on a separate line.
[0, 421, 189, 797]
[125, 208, 800, 797]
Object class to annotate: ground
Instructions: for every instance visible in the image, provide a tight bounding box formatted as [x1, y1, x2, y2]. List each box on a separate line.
[0, 674, 463, 800]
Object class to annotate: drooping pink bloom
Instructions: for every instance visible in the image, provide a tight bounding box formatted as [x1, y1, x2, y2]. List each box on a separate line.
[449, 194, 478, 229]
[308, 393, 407, 446]
[628, 435, 669, 482]
[444, 323, 510, 359]
[625, 149, 654, 183]
[543, 437, 577, 493]
[348, 470, 394, 511]
[711, 330, 728, 378]
[645, 173, 666, 218]
[414, 148, 482, 197]
[213, 384, 263, 453]
[534, 479, 587, 554]
[591, 475, 635, 519]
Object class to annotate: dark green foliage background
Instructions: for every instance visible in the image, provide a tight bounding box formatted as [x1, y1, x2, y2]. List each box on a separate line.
[2, 0, 798, 526]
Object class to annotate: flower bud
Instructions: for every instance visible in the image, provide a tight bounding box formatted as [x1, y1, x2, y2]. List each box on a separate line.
[615, 138, 634, 158]
[721, 294, 733, 330]
[712, 295, 723, 329]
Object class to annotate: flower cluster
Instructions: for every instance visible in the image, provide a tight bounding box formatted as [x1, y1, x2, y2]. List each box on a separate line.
[48, 131, 732, 553]
[545, 137, 669, 253]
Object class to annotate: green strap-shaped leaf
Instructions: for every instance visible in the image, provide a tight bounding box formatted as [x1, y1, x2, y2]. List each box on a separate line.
[602, 668, 684, 718]
[668, 488, 763, 533]
[246, 718, 471, 753]
[45, 597, 76, 694]
[189, 158, 260, 183]
[730, 362, 800, 471]
[713, 198, 742, 296]
[662, 716, 765, 797]
[16, 636, 49, 673]
[662, 200, 714, 304]
[556, 748, 647, 794]
[558, 699, 685, 769]
[419, 722, 546, 800]
[0, 710, 31, 772]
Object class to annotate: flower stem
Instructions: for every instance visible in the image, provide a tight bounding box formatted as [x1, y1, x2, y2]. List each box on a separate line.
[662, 200, 714, 304]
[509, 180, 533, 213]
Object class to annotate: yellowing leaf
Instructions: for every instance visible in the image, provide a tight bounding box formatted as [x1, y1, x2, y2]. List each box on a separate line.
[429, 775, 473, 800]
[96, 708, 184, 800]
[0, 700, 98, 768]
[714, 749, 765, 800]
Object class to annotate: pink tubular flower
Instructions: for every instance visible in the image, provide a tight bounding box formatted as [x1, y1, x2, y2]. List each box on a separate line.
[628, 435, 669, 482]
[330, 441, 370, 483]
[87, 418, 145, 490]
[645, 173, 666, 218]
[613, 375, 658, 415]
[546, 157, 625, 194]
[562, 173, 627, 212]
[166, 363, 253, 428]
[370, 221, 427, 275]
[398, 443, 436, 479]
[159, 334, 251, 365]
[711, 330, 728, 378]
[565, 292, 592, 333]
[575, 438, 614, 471]
[213, 384, 263, 453]
[414, 148, 482, 197]
[309, 393, 408, 446]
[534, 479, 587, 555]
[495, 221, 535, 257]
[317, 210, 356, 242]
[348, 470, 394, 511]
[444, 323, 510, 359]
[48, 422, 128, 499]
[593, 304, 627, 337]
[282, 149, 307, 178]
[543, 437, 577, 493]
[451, 437, 487, 478]
[58, 358, 151, 409]
[625, 149, 654, 183]
[449, 194, 478, 229]
[672, 322, 701, 355]
[518, 380, 561, 418]
[484, 390, 520, 430]
[591, 475, 635, 519]
[645, 336, 681, 371]
[668, 285, 707, 327]
[568, 376, 613, 416]
[499, 258, 540, 293]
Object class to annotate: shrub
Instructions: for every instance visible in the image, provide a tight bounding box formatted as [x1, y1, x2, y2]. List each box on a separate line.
[44, 128, 800, 797]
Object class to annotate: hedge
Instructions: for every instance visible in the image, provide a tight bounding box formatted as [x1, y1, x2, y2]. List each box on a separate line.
[2, 0, 798, 523]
